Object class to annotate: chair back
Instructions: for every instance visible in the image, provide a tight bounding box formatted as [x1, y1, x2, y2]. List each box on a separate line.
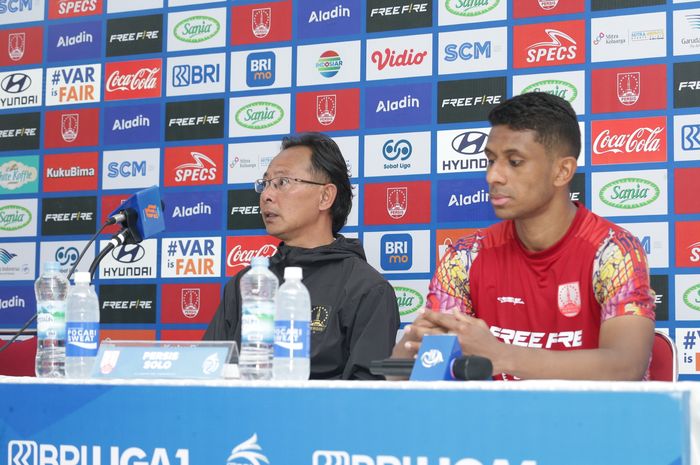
[649, 330, 678, 382]
[0, 333, 37, 377]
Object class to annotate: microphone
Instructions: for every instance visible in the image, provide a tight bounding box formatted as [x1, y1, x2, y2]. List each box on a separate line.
[107, 185, 165, 243]
[370, 356, 492, 380]
[407, 334, 493, 381]
[450, 355, 493, 381]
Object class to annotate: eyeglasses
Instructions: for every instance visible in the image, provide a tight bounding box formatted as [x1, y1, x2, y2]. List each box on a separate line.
[254, 176, 326, 193]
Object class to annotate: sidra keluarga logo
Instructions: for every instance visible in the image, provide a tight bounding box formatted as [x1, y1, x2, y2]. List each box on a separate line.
[598, 177, 660, 209]
[226, 434, 269, 465]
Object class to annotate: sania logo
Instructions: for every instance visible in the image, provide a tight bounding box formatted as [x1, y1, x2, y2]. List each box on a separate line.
[521, 80, 577, 102]
[235, 102, 284, 130]
[599, 177, 660, 209]
[395, 286, 424, 316]
[0, 205, 31, 231]
[445, 0, 499, 17]
[683, 284, 700, 312]
[174, 16, 220, 43]
[226, 434, 269, 465]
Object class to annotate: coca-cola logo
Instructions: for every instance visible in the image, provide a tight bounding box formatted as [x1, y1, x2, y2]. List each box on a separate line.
[371, 48, 427, 71]
[226, 244, 277, 269]
[106, 68, 160, 92]
[593, 127, 663, 155]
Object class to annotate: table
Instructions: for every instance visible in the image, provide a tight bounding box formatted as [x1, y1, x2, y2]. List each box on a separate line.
[1, 377, 698, 465]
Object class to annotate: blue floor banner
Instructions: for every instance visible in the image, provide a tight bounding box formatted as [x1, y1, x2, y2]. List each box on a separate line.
[0, 380, 693, 465]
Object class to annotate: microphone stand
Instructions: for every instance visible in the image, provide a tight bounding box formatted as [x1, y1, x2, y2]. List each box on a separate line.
[0, 220, 120, 354]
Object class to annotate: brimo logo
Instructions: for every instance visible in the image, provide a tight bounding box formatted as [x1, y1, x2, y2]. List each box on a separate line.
[7, 440, 189, 465]
[235, 102, 284, 130]
[445, 0, 500, 17]
[683, 283, 700, 312]
[521, 80, 577, 102]
[395, 286, 424, 316]
[174, 16, 220, 43]
[598, 177, 660, 209]
[312, 450, 537, 465]
[0, 205, 31, 231]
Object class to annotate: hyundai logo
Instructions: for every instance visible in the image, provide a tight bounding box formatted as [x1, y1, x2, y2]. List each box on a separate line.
[1, 73, 31, 93]
[111, 244, 145, 263]
[452, 131, 488, 155]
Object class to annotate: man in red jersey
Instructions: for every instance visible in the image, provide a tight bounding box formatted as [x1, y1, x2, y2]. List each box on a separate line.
[393, 92, 656, 380]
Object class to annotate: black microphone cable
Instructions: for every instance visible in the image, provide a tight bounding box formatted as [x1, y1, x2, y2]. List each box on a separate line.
[0, 220, 111, 354]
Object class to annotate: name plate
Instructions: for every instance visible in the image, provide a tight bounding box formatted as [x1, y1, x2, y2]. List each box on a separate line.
[92, 340, 237, 379]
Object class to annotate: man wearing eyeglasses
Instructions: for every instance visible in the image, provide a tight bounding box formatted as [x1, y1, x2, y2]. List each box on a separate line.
[204, 132, 400, 379]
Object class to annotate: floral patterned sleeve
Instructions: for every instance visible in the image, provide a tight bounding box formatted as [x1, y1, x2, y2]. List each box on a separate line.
[592, 228, 656, 322]
[426, 234, 482, 316]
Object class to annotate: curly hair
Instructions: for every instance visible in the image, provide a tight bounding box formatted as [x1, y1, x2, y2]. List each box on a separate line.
[488, 92, 581, 160]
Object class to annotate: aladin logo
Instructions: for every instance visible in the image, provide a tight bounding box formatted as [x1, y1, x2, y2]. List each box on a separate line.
[226, 434, 269, 465]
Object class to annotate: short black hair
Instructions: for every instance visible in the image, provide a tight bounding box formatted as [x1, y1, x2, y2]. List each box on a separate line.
[281, 132, 353, 235]
[488, 92, 581, 160]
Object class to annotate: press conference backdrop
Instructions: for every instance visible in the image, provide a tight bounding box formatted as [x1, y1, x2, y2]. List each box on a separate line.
[0, 0, 699, 379]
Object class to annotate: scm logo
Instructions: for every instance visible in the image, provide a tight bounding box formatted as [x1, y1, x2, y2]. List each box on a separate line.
[107, 160, 146, 178]
[0, 0, 32, 13]
[7, 441, 189, 465]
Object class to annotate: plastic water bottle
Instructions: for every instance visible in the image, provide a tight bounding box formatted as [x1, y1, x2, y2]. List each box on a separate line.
[239, 256, 278, 380]
[34, 261, 69, 377]
[65, 272, 100, 378]
[273, 267, 311, 380]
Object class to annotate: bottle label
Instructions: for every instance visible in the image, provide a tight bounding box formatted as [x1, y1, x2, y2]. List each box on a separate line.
[66, 322, 100, 357]
[274, 320, 310, 358]
[36, 300, 66, 340]
[241, 301, 275, 345]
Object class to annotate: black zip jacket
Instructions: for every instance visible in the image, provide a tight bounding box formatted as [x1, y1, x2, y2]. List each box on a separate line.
[203, 236, 400, 380]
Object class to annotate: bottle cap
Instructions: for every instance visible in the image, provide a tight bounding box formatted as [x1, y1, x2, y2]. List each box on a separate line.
[250, 256, 270, 267]
[43, 261, 60, 272]
[74, 272, 91, 284]
[284, 267, 302, 280]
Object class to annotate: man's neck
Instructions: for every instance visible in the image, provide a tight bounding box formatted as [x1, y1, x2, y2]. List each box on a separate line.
[514, 199, 578, 252]
[283, 228, 335, 249]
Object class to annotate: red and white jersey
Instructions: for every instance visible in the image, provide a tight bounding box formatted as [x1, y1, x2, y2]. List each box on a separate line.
[427, 203, 656, 379]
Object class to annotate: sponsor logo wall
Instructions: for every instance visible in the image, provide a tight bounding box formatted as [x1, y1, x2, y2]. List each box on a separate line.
[0, 0, 697, 379]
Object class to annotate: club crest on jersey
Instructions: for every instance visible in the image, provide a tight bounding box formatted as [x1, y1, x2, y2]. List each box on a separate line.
[252, 8, 271, 38]
[558, 282, 581, 317]
[316, 94, 336, 126]
[311, 305, 329, 333]
[181, 288, 200, 318]
[61, 113, 79, 142]
[8, 33, 25, 62]
[617, 72, 640, 106]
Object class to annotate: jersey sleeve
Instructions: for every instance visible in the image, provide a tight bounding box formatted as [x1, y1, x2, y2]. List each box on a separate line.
[426, 234, 481, 316]
[592, 228, 656, 322]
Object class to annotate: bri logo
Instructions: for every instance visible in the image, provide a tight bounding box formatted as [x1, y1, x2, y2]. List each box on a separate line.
[381, 233, 412, 271]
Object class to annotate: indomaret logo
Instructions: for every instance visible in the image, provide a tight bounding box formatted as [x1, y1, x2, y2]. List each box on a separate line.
[7, 441, 190, 465]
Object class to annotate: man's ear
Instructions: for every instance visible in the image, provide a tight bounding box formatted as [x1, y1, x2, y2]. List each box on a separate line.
[554, 156, 577, 188]
[319, 183, 337, 211]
